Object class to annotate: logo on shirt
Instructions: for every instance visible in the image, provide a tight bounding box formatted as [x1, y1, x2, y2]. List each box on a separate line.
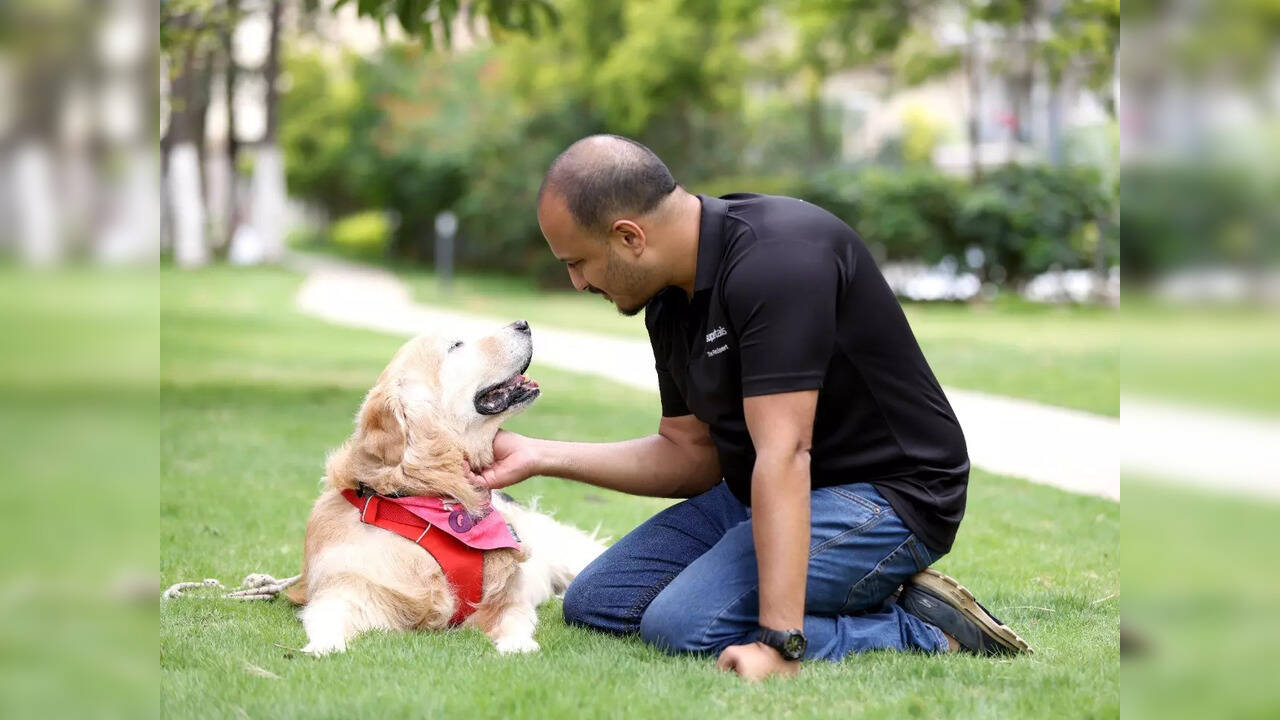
[705, 326, 727, 343]
[706, 344, 729, 357]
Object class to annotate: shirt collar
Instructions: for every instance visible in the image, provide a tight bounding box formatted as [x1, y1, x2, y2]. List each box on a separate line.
[694, 194, 728, 293]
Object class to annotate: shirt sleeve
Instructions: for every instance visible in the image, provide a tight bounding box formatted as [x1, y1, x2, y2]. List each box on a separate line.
[722, 241, 840, 397]
[645, 301, 692, 417]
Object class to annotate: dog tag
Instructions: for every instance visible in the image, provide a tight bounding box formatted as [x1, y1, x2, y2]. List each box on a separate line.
[449, 507, 474, 533]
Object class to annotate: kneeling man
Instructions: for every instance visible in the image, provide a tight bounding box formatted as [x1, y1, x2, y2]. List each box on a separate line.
[469, 135, 1029, 681]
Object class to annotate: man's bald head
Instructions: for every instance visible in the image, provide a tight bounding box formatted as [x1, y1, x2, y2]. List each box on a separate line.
[539, 135, 677, 235]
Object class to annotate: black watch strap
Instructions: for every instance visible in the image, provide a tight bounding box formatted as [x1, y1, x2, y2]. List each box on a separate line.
[756, 626, 806, 661]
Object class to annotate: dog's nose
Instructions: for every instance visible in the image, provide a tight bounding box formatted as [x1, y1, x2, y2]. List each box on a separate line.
[512, 320, 531, 335]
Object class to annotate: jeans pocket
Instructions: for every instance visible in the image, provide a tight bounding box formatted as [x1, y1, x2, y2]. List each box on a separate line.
[826, 484, 884, 516]
[810, 486, 883, 556]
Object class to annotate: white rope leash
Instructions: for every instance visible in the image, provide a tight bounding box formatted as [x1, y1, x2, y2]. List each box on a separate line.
[162, 573, 300, 601]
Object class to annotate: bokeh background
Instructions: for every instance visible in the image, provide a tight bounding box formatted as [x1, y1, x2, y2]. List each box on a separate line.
[0, 0, 1276, 717]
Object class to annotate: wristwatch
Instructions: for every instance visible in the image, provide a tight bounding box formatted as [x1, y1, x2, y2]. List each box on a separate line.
[756, 626, 807, 661]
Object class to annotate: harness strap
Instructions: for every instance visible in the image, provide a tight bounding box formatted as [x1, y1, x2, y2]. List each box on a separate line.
[341, 489, 485, 626]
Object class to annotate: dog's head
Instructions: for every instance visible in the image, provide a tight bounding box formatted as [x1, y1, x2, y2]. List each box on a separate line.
[326, 320, 539, 509]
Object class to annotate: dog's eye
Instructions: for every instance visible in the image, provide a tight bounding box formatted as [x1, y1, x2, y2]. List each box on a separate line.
[448, 341, 463, 353]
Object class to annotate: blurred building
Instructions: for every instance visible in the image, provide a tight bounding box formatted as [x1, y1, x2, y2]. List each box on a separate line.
[824, 7, 1114, 173]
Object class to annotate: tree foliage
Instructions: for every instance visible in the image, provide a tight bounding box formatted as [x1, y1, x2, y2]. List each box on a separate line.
[279, 0, 1119, 286]
[321, 0, 558, 48]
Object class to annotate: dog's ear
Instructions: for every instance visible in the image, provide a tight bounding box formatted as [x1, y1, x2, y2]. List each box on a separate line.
[356, 383, 407, 466]
[328, 377, 487, 512]
[325, 382, 407, 492]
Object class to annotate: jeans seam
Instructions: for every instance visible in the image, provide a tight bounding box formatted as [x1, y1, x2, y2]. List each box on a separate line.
[907, 536, 930, 571]
[827, 486, 883, 514]
[698, 583, 761, 652]
[630, 574, 677, 630]
[809, 511, 889, 558]
[841, 535, 915, 612]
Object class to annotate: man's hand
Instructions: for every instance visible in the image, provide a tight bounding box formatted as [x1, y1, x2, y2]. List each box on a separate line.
[465, 430, 540, 490]
[716, 642, 801, 682]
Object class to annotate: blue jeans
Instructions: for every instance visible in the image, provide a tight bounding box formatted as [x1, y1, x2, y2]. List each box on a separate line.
[562, 481, 949, 660]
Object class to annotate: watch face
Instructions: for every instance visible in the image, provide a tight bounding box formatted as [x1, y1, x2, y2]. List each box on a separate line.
[784, 632, 806, 658]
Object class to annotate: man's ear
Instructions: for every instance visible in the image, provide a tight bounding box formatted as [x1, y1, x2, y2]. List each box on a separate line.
[611, 219, 646, 257]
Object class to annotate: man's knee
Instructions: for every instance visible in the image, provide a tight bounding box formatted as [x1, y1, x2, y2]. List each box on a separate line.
[561, 563, 637, 634]
[638, 586, 718, 655]
[560, 574, 592, 627]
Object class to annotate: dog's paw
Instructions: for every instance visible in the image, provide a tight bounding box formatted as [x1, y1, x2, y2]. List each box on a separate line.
[301, 638, 347, 656]
[494, 635, 540, 654]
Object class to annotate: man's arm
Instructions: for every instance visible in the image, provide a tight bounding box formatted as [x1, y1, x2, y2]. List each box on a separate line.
[744, 390, 815, 633]
[715, 390, 815, 681]
[467, 414, 721, 498]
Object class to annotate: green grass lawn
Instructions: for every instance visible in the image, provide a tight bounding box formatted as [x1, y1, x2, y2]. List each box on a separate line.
[1123, 480, 1280, 719]
[397, 266, 1119, 417]
[1122, 300, 1280, 415]
[161, 266, 1118, 719]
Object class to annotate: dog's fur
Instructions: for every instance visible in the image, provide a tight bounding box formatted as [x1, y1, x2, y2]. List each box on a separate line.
[287, 322, 606, 654]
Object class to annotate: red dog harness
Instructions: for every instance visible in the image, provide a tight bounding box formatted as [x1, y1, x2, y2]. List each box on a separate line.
[341, 489, 484, 625]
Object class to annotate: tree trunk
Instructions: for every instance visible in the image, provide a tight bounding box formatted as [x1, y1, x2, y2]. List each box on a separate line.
[6, 27, 65, 264]
[242, 0, 287, 264]
[166, 31, 210, 268]
[965, 19, 982, 181]
[223, 0, 241, 251]
[1046, 78, 1064, 166]
[262, 0, 282, 145]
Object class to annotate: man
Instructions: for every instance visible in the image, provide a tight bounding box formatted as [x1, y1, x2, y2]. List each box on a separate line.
[468, 135, 1029, 681]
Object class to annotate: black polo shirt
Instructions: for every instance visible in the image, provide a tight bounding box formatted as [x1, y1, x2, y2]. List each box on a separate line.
[645, 194, 969, 553]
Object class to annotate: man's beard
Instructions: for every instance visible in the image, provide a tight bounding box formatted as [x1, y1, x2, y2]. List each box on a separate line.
[603, 247, 653, 316]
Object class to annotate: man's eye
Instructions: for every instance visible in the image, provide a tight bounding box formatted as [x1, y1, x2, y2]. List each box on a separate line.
[448, 341, 463, 352]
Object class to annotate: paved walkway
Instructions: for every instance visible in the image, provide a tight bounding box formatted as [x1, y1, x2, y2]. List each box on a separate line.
[1122, 397, 1278, 500]
[290, 254, 1122, 501]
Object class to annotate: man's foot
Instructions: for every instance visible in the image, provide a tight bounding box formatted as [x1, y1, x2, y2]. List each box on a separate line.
[898, 569, 1032, 656]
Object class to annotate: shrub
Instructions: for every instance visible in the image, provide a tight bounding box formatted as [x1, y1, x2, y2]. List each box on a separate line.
[956, 164, 1110, 285]
[330, 211, 393, 259]
[798, 168, 964, 263]
[691, 175, 804, 199]
[798, 164, 1113, 284]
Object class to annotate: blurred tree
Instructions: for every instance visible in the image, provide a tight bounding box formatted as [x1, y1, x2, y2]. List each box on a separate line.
[282, 48, 519, 259]
[1042, 0, 1119, 114]
[279, 52, 367, 218]
[161, 0, 234, 267]
[217, 0, 243, 251]
[319, 0, 558, 48]
[779, 0, 936, 167]
[245, 0, 288, 264]
[278, 0, 1118, 290]
[495, 0, 765, 181]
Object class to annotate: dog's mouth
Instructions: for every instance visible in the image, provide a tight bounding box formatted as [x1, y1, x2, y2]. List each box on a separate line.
[474, 360, 539, 415]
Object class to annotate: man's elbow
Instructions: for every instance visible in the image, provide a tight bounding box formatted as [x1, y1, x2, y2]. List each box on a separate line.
[755, 445, 811, 477]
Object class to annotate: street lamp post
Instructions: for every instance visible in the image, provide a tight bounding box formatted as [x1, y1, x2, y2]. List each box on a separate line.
[434, 210, 457, 292]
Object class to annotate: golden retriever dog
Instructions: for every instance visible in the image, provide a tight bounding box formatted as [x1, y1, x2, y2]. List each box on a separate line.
[287, 320, 606, 654]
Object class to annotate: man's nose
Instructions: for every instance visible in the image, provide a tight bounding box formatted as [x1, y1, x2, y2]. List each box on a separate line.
[567, 265, 588, 291]
[511, 319, 531, 335]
